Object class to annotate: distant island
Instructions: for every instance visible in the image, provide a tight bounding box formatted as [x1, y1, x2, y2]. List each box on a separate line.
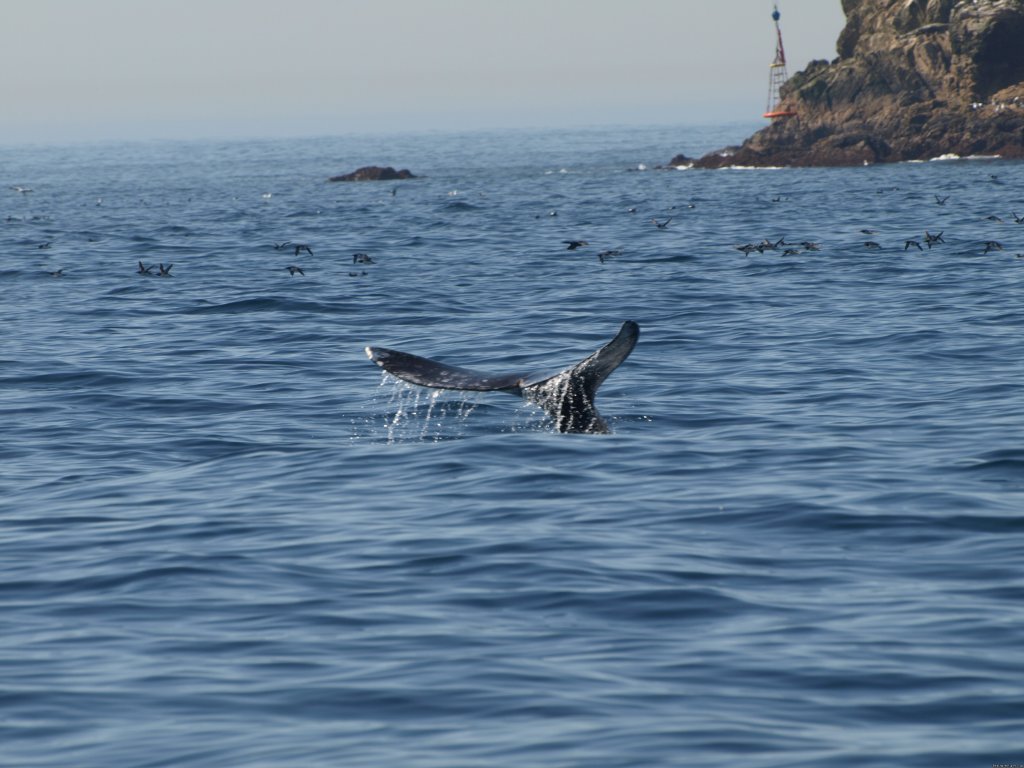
[328, 166, 417, 182]
[679, 0, 1024, 168]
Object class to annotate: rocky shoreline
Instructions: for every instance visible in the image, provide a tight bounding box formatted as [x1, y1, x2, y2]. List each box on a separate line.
[681, 0, 1024, 168]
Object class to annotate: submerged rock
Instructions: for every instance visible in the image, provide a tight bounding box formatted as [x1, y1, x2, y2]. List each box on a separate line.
[328, 166, 417, 182]
[691, 0, 1024, 167]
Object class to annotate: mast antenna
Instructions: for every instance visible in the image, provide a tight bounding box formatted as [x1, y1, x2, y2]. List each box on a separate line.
[764, 4, 797, 119]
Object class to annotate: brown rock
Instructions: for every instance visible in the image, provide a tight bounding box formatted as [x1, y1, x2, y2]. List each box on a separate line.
[328, 166, 417, 182]
[690, 0, 1024, 168]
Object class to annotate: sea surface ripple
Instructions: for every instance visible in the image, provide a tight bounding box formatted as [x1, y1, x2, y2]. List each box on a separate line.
[2, 125, 1024, 767]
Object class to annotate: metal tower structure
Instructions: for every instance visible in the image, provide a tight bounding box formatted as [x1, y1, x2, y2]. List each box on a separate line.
[764, 4, 797, 119]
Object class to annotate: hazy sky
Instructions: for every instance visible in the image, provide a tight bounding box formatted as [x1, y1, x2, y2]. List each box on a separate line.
[0, 1, 846, 143]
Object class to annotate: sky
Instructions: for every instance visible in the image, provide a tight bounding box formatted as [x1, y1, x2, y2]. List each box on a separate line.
[0, 1, 846, 144]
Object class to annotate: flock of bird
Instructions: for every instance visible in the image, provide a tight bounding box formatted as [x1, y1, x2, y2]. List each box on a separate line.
[744, 185, 1021, 259]
[549, 187, 1024, 263]
[12, 177, 1024, 280]
[136, 261, 173, 276]
[29, 236, 381, 279]
[266, 241, 376, 277]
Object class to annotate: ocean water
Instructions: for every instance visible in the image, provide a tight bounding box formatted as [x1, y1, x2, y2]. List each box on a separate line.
[3, 124, 1024, 767]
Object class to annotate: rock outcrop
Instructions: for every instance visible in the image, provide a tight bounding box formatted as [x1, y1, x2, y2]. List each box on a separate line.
[691, 0, 1024, 167]
[328, 166, 417, 182]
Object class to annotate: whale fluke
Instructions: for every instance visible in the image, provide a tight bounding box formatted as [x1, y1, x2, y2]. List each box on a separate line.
[366, 321, 639, 434]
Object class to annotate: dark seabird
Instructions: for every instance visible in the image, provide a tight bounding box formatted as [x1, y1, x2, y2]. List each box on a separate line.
[864, 241, 882, 249]
[924, 231, 945, 248]
[353, 252, 375, 264]
[287, 265, 305, 276]
[294, 244, 313, 257]
[349, 271, 368, 277]
[137, 261, 155, 275]
[935, 194, 949, 205]
[37, 241, 52, 249]
[801, 241, 821, 251]
[48, 269, 64, 277]
[158, 263, 173, 277]
[782, 248, 802, 256]
[563, 240, 589, 250]
[986, 215, 1004, 223]
[860, 229, 877, 235]
[904, 240, 922, 251]
[983, 240, 1003, 254]
[597, 250, 621, 263]
[652, 218, 672, 229]
[735, 243, 758, 254]
[1013, 211, 1024, 224]
[274, 241, 292, 251]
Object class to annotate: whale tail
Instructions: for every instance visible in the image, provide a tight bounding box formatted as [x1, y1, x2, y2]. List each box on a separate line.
[366, 321, 639, 434]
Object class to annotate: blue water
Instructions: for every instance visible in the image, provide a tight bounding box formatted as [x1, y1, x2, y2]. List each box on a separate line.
[3, 124, 1024, 767]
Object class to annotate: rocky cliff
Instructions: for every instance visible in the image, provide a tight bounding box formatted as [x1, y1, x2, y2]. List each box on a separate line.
[687, 0, 1024, 167]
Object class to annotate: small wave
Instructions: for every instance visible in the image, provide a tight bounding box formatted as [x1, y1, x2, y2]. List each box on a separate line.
[185, 297, 350, 315]
[155, 224, 193, 235]
[958, 449, 1024, 479]
[442, 200, 481, 211]
[0, 369, 133, 389]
